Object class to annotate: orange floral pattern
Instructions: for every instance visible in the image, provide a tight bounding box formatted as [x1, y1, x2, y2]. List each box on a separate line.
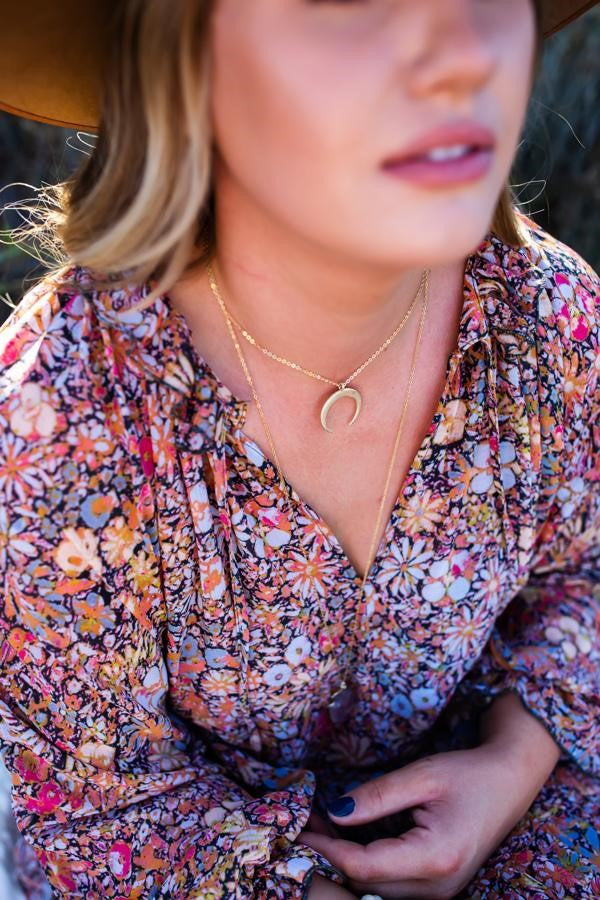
[0, 212, 598, 898]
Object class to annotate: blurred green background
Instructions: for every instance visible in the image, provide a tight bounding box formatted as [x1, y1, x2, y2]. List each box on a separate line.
[1, 6, 598, 323]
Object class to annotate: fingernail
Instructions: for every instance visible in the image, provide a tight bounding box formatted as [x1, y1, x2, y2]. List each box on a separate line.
[327, 795, 355, 817]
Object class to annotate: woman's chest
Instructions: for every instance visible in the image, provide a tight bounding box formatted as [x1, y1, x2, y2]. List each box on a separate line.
[235, 339, 459, 583]
[161, 351, 535, 765]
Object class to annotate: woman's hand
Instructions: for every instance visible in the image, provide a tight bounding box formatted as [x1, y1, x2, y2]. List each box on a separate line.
[303, 812, 358, 897]
[297, 742, 551, 898]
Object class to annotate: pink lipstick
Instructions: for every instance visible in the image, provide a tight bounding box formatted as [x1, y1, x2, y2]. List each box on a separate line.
[381, 120, 495, 186]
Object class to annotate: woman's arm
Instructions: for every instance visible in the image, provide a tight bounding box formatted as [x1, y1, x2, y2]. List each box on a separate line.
[452, 250, 599, 780]
[0, 276, 344, 898]
[479, 690, 561, 780]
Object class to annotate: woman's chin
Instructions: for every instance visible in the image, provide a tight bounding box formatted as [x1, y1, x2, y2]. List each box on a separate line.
[340, 224, 494, 269]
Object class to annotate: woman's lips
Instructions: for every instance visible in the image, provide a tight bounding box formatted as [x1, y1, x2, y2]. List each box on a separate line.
[380, 119, 495, 186]
[380, 144, 494, 186]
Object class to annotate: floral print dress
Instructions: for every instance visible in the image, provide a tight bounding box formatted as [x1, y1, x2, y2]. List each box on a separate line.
[0, 211, 598, 899]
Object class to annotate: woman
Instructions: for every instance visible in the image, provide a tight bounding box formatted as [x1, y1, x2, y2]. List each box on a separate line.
[0, 1, 598, 898]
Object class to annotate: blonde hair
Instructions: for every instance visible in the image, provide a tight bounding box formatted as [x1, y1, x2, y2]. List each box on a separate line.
[4, 0, 544, 316]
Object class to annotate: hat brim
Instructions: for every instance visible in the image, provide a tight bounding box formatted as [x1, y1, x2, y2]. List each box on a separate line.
[0, 0, 597, 131]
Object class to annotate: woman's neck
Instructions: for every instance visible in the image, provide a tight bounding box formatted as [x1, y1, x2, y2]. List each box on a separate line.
[179, 182, 468, 383]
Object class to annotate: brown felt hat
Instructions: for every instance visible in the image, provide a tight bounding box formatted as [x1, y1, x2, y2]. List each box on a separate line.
[0, 0, 597, 130]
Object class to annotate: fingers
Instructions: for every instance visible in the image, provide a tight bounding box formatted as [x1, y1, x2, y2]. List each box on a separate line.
[326, 757, 442, 827]
[298, 824, 441, 883]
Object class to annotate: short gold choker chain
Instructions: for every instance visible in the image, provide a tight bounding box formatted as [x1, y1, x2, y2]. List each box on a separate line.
[206, 261, 426, 432]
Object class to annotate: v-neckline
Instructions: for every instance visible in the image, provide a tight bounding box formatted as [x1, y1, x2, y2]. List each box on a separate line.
[162, 249, 484, 588]
[223, 352, 459, 588]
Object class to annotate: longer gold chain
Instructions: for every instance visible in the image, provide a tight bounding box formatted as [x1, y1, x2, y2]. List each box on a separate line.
[207, 263, 429, 697]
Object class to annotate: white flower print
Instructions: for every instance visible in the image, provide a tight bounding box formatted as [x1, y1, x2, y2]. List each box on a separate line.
[545, 615, 592, 660]
[264, 664, 292, 688]
[284, 635, 311, 667]
[378, 536, 432, 594]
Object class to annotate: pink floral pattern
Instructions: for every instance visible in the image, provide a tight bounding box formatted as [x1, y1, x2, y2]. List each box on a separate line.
[0, 211, 598, 898]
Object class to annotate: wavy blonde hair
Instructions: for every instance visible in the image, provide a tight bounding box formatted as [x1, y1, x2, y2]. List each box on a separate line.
[6, 0, 544, 315]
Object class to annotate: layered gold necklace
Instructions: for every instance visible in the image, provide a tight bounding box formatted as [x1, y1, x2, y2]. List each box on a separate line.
[208, 264, 426, 432]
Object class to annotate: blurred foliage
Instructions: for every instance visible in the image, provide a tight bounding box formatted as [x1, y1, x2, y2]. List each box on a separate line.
[1, 7, 598, 321]
[0, 122, 83, 312]
[511, 7, 599, 266]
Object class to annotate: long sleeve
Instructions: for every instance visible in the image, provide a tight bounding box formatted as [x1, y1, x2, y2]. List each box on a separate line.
[0, 276, 343, 898]
[454, 247, 599, 779]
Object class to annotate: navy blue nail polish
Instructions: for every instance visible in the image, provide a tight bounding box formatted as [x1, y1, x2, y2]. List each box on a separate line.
[327, 795, 355, 817]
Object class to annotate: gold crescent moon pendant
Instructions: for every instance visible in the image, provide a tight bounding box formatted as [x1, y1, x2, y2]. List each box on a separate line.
[320, 387, 362, 433]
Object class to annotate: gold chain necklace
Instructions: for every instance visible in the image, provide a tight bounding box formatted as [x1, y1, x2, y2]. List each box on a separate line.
[207, 262, 429, 734]
[207, 262, 425, 432]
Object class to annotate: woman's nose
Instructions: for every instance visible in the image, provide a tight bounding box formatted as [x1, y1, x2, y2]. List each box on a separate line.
[401, 0, 497, 101]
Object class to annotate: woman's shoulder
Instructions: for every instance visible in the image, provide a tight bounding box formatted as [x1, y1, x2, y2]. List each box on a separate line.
[0, 269, 91, 447]
[0, 263, 224, 466]
[0, 263, 177, 401]
[0, 265, 154, 449]
[1, 264, 104, 387]
[0, 267, 73, 381]
[507, 213, 598, 466]
[0, 267, 165, 545]
[0, 268, 86, 440]
[510, 210, 598, 345]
